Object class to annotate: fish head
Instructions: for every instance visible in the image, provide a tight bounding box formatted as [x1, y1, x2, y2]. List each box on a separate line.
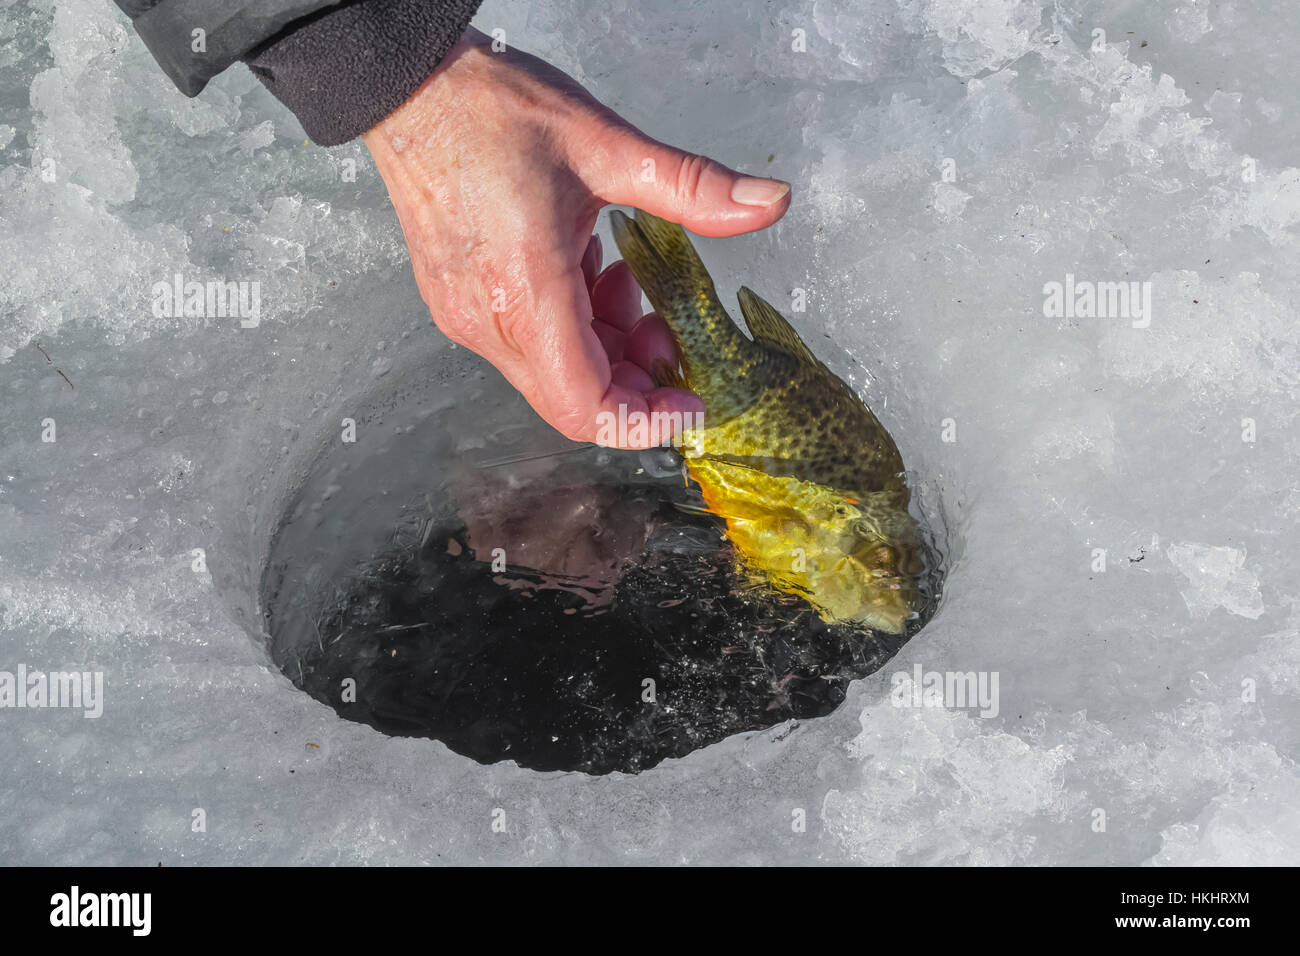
[824, 497, 924, 634]
[694, 461, 927, 634]
[842, 535, 915, 634]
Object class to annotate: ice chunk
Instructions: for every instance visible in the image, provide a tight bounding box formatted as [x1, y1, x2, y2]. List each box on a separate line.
[930, 182, 971, 221]
[1166, 543, 1266, 621]
[900, 0, 1042, 78]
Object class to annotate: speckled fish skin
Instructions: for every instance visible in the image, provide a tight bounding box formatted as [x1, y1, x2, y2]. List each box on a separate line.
[610, 208, 923, 633]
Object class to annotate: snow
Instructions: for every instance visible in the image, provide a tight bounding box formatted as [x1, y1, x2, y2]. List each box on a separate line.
[1, 0, 1297, 863]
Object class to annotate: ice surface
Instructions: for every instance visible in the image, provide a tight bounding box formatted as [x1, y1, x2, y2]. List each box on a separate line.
[1, 0, 1297, 863]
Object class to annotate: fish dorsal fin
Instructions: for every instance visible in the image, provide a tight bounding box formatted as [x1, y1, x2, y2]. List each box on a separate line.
[736, 286, 818, 366]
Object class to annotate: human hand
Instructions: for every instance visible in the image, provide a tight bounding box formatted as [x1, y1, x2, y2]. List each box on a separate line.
[362, 27, 790, 448]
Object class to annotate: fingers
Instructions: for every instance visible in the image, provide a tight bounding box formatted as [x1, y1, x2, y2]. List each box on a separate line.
[610, 359, 654, 393]
[590, 317, 624, 362]
[579, 233, 602, 288]
[588, 260, 680, 389]
[577, 126, 791, 238]
[520, 268, 700, 449]
[589, 260, 643, 332]
[645, 387, 706, 437]
[622, 312, 678, 374]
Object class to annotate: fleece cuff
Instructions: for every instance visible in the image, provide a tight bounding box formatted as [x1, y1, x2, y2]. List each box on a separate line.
[242, 0, 484, 146]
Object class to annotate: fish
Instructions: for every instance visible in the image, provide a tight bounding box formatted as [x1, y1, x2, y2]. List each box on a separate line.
[609, 208, 925, 634]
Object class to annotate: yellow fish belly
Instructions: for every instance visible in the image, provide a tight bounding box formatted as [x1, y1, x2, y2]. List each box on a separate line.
[685, 457, 912, 631]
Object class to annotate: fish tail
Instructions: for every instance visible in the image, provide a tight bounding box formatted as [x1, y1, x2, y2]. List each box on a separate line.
[610, 210, 711, 295]
[609, 209, 749, 381]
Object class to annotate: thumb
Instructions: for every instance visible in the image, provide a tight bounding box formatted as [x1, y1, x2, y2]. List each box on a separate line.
[583, 127, 790, 238]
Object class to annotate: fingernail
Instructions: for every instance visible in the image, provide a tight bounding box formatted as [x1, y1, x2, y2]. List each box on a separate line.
[731, 177, 790, 206]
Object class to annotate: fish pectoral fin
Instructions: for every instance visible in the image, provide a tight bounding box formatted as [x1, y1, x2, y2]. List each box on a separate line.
[728, 504, 789, 522]
[674, 499, 775, 522]
[736, 286, 820, 367]
[649, 357, 688, 391]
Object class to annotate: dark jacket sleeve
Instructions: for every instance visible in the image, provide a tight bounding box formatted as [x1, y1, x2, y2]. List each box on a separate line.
[115, 0, 483, 146]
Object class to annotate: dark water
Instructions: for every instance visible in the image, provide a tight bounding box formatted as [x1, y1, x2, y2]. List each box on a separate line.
[261, 367, 943, 775]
